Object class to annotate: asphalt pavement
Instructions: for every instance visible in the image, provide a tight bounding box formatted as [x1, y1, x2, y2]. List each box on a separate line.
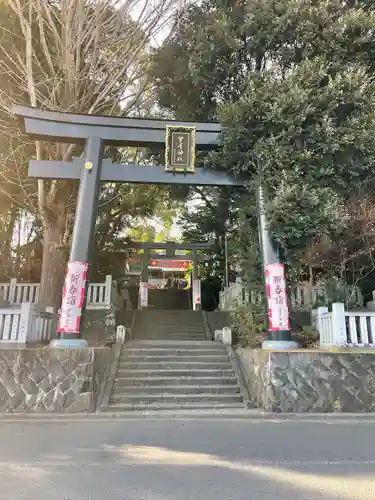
[0, 416, 374, 500]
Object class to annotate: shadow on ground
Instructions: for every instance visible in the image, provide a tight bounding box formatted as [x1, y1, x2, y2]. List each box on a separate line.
[0, 419, 374, 500]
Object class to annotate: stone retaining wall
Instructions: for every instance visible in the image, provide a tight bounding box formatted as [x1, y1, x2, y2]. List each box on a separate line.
[237, 349, 375, 413]
[0, 347, 112, 413]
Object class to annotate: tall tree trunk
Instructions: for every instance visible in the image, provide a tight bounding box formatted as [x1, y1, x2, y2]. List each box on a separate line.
[38, 220, 69, 309]
[308, 264, 314, 306]
[2, 206, 18, 279]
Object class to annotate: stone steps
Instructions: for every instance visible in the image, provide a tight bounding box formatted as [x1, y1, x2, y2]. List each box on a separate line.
[136, 325, 204, 329]
[110, 393, 243, 404]
[103, 401, 245, 412]
[136, 311, 200, 316]
[101, 307, 244, 412]
[137, 324, 206, 332]
[120, 354, 229, 363]
[117, 361, 233, 370]
[123, 340, 220, 349]
[116, 368, 236, 378]
[133, 310, 207, 341]
[134, 336, 206, 341]
[135, 320, 205, 325]
[134, 330, 205, 335]
[113, 376, 239, 387]
[102, 337, 244, 412]
[123, 348, 224, 356]
[112, 384, 241, 395]
[136, 323, 204, 326]
[133, 335, 207, 341]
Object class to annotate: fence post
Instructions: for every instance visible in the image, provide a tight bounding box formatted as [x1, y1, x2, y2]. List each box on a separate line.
[331, 302, 347, 346]
[112, 280, 121, 310]
[367, 291, 375, 311]
[219, 292, 223, 311]
[315, 306, 328, 337]
[116, 325, 126, 344]
[18, 302, 35, 343]
[8, 278, 17, 304]
[222, 326, 232, 345]
[104, 275, 112, 307]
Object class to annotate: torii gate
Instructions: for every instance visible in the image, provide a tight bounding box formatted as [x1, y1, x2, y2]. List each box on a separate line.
[13, 105, 297, 350]
[124, 241, 212, 310]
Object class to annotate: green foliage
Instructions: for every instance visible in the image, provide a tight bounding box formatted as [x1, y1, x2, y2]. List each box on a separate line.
[215, 58, 375, 258]
[179, 186, 242, 280]
[312, 278, 363, 309]
[217, 58, 375, 181]
[299, 325, 319, 348]
[153, 0, 375, 284]
[231, 300, 266, 348]
[92, 183, 181, 279]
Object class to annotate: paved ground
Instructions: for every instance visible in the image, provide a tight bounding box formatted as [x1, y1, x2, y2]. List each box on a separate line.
[1, 417, 375, 500]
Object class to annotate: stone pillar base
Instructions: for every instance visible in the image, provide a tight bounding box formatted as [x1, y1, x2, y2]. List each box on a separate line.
[50, 339, 89, 348]
[262, 340, 299, 350]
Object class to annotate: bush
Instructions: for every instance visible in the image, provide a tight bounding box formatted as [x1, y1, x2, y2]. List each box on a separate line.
[231, 300, 266, 348]
[312, 278, 362, 310]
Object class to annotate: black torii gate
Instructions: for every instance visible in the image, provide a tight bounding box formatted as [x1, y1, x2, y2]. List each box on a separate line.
[13, 105, 297, 349]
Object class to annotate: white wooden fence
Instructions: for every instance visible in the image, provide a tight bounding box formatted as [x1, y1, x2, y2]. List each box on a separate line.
[0, 281, 40, 304]
[0, 302, 57, 344]
[86, 275, 123, 310]
[0, 275, 122, 310]
[219, 280, 262, 311]
[219, 281, 315, 311]
[314, 303, 375, 348]
[0, 275, 123, 344]
[219, 280, 362, 311]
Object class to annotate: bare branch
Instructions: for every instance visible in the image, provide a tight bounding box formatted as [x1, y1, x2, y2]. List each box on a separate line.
[0, 0, 191, 252]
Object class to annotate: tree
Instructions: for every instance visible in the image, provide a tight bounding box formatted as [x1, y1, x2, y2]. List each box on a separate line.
[92, 182, 181, 279]
[0, 0, 186, 307]
[179, 186, 243, 280]
[152, 0, 375, 287]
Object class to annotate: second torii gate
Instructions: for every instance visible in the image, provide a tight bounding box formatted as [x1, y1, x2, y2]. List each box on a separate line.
[124, 241, 212, 310]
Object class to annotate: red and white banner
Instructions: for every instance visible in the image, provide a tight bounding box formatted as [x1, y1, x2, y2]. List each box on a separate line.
[148, 259, 191, 270]
[192, 279, 201, 310]
[139, 282, 148, 308]
[58, 261, 88, 334]
[265, 264, 290, 331]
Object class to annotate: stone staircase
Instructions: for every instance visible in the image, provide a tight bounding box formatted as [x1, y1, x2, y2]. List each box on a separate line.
[103, 340, 244, 411]
[148, 288, 191, 310]
[133, 309, 208, 341]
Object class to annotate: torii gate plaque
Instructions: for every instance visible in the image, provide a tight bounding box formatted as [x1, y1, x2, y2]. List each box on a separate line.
[13, 105, 297, 350]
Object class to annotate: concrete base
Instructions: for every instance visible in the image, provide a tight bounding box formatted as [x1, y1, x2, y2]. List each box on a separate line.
[262, 340, 299, 350]
[49, 339, 89, 348]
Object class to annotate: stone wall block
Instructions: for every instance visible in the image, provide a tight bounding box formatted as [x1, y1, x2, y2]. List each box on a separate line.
[22, 377, 40, 395]
[65, 392, 93, 413]
[62, 356, 83, 375]
[237, 348, 375, 413]
[0, 347, 111, 413]
[46, 358, 67, 384]
[59, 373, 76, 394]
[30, 365, 49, 384]
[0, 368, 19, 397]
